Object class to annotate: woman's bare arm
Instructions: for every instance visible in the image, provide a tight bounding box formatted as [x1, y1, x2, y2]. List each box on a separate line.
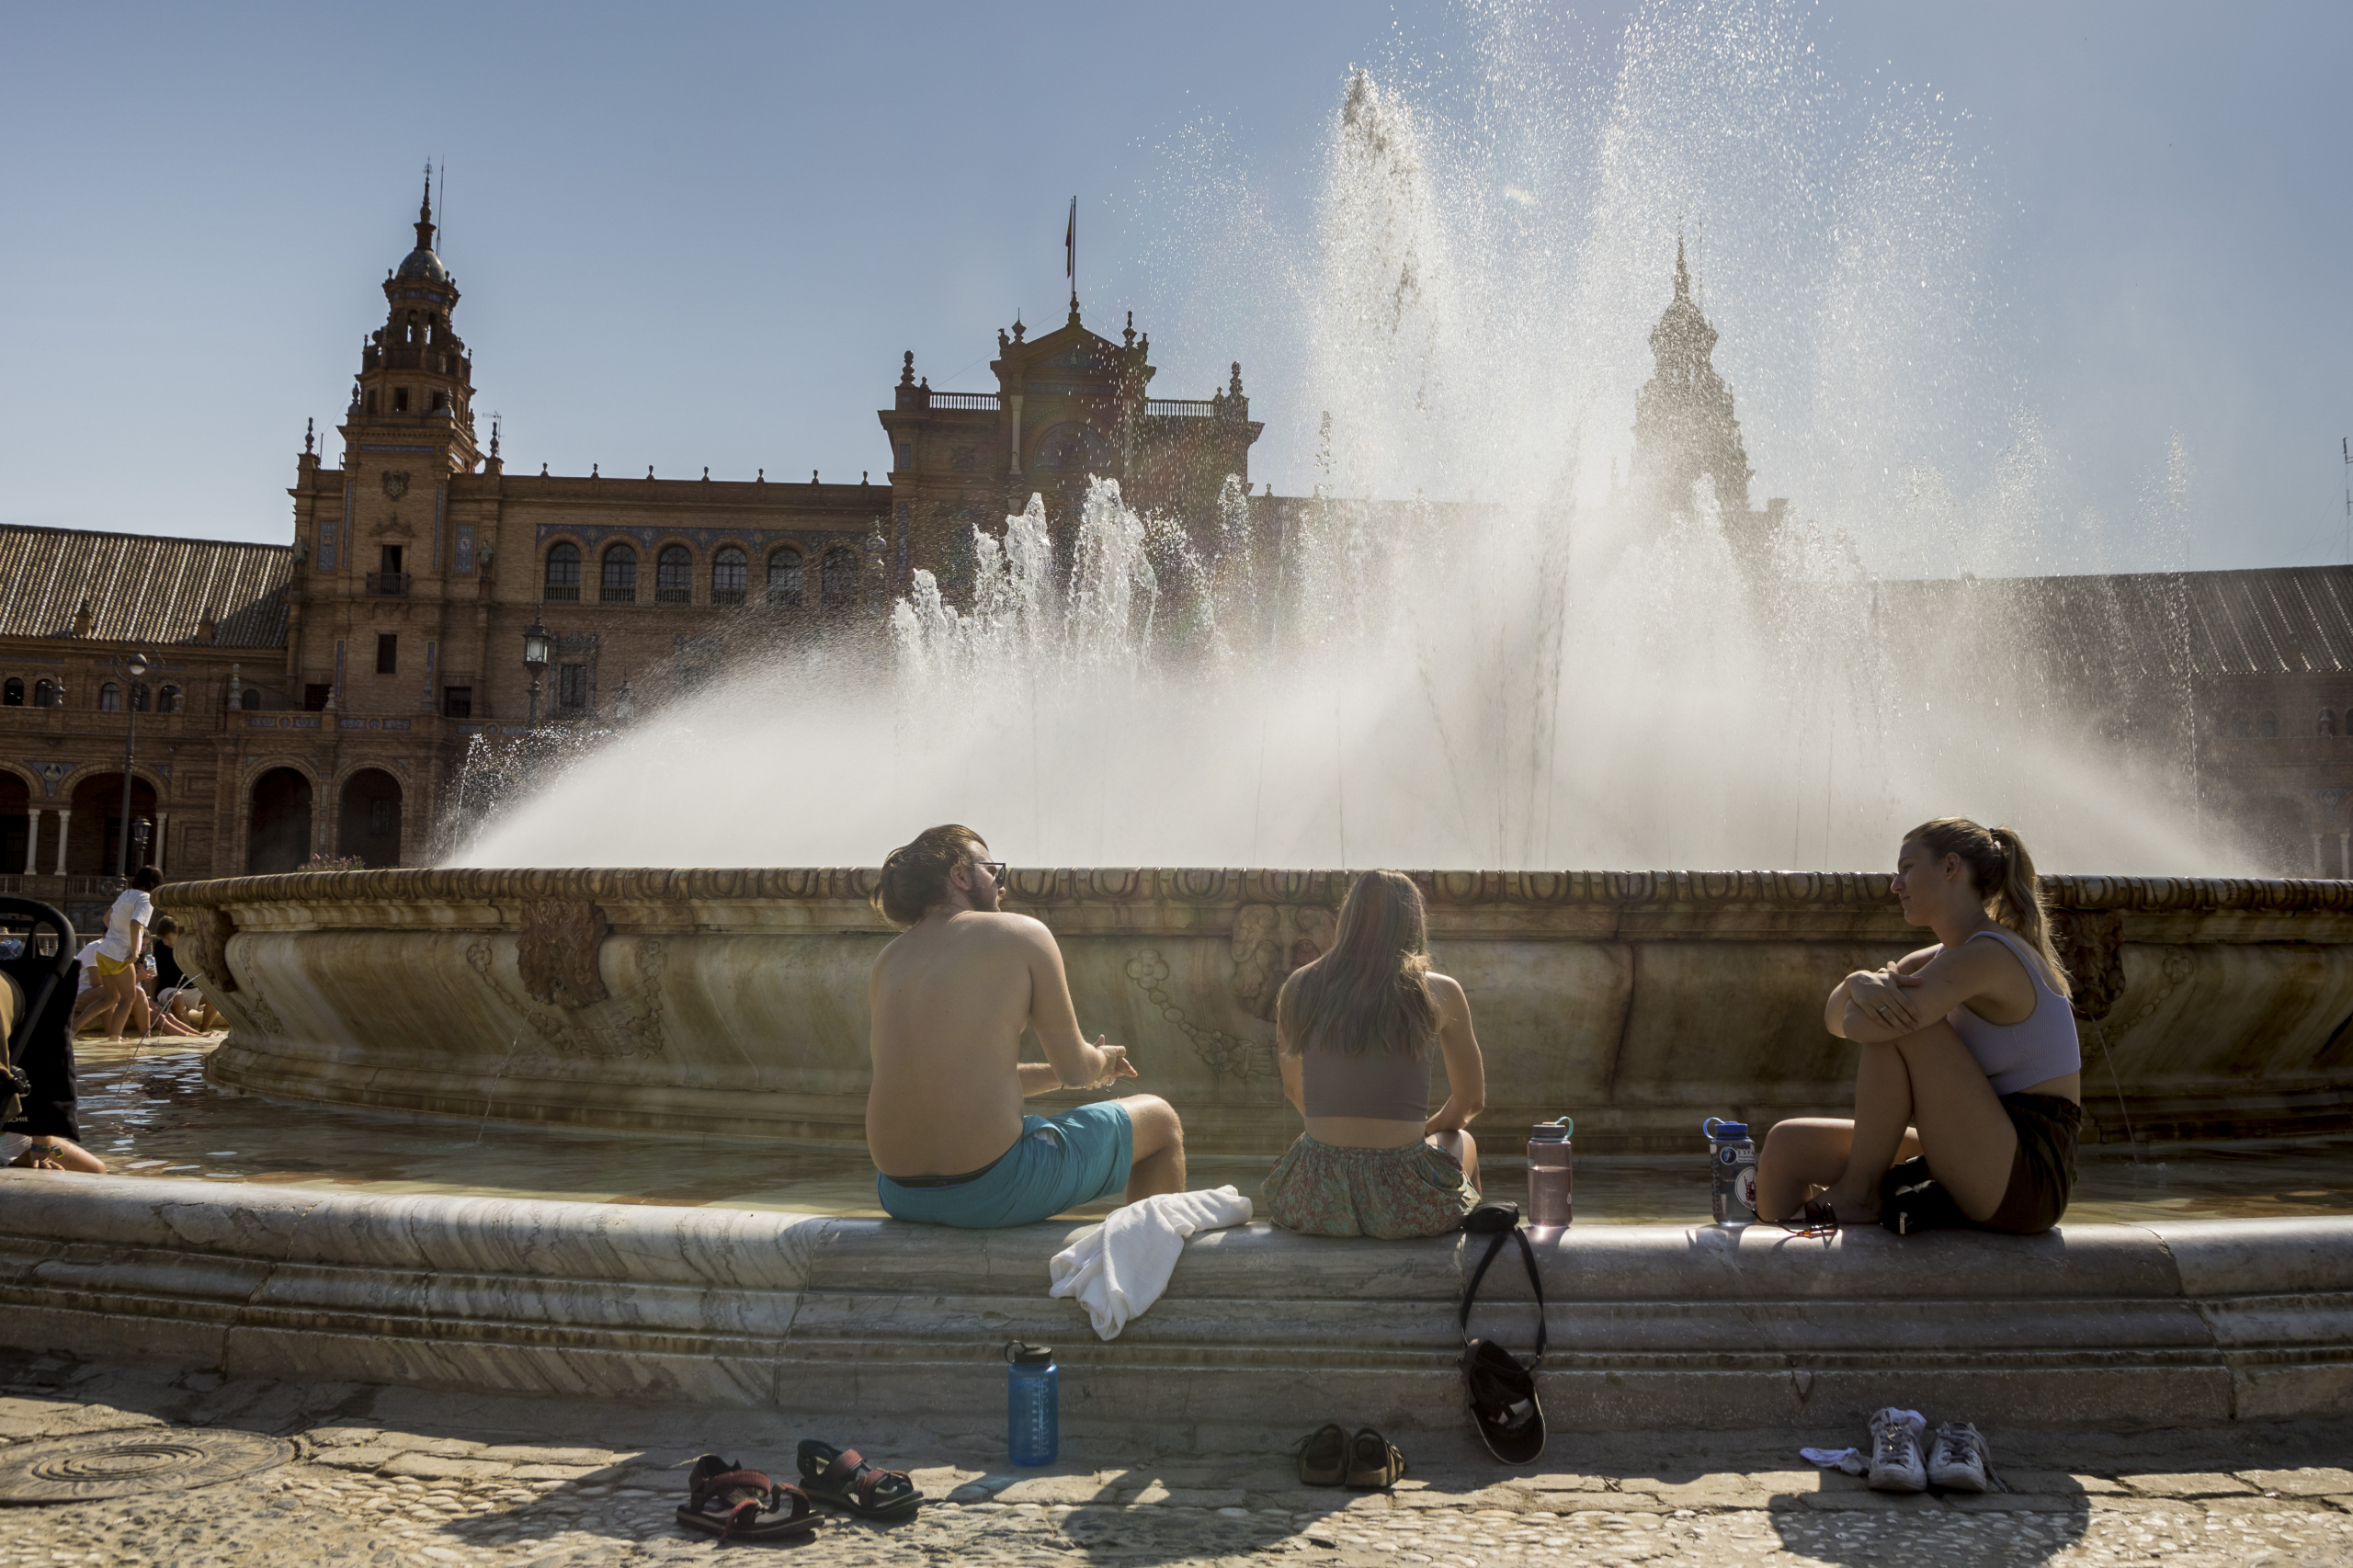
[1424, 975, 1486, 1135]
[1838, 940, 2015, 1043]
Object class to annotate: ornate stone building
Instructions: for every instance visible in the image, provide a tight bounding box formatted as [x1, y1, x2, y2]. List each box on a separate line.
[5, 200, 2352, 905]
[0, 180, 1269, 910]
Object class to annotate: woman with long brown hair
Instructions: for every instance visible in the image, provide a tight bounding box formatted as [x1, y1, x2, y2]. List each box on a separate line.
[1264, 870, 1487, 1238]
[1756, 817, 2083, 1236]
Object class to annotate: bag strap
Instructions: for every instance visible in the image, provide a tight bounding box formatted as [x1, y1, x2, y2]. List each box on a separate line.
[1458, 1221, 1547, 1368]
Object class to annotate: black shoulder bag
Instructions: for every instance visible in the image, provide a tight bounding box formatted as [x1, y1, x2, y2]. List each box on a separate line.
[1458, 1201, 1547, 1464]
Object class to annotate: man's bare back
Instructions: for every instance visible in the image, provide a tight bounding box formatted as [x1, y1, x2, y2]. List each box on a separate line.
[869, 903, 1118, 1176]
[864, 831, 1187, 1217]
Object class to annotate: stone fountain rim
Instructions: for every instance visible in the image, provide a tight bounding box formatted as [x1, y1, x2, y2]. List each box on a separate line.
[157, 865, 2353, 916]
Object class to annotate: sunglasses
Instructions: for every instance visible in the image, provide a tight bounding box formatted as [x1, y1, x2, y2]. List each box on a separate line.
[975, 861, 1008, 883]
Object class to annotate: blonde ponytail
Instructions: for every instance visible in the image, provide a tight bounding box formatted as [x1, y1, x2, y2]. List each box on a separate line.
[1908, 817, 2072, 999]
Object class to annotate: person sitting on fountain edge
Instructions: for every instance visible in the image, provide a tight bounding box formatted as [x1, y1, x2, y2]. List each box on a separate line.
[865, 824, 1187, 1227]
[1755, 817, 2082, 1235]
[1263, 869, 1486, 1238]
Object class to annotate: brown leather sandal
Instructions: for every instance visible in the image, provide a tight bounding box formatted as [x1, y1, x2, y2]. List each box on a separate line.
[1343, 1427, 1406, 1490]
[676, 1454, 819, 1544]
[797, 1439, 923, 1518]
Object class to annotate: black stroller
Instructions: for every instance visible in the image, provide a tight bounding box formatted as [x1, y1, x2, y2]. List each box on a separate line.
[0, 897, 81, 1152]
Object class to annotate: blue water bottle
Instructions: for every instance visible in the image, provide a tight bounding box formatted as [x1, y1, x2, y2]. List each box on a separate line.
[1006, 1341, 1058, 1467]
[1702, 1117, 1758, 1224]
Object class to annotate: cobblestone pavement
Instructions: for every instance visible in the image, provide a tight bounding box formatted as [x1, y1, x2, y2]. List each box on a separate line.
[0, 1354, 2344, 1567]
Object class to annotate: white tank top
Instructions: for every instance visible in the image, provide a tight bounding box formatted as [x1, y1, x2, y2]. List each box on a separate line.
[1943, 927, 2081, 1096]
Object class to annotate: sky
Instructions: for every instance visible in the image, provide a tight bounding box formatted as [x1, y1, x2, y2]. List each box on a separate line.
[2, 2, 2347, 575]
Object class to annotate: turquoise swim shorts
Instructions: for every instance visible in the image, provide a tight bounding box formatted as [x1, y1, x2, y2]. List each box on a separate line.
[876, 1101, 1134, 1228]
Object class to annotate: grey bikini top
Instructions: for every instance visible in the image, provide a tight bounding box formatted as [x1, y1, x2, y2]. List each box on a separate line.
[1943, 927, 2081, 1096]
[1301, 1040, 1435, 1121]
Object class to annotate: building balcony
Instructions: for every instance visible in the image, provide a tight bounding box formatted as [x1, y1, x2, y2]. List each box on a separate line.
[543, 584, 580, 603]
[366, 573, 412, 597]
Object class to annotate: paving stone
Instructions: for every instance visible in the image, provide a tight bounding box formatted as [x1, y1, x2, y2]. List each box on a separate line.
[995, 1474, 1120, 1504]
[1797, 1488, 1949, 1510]
[1945, 1492, 2091, 1513]
[379, 1451, 518, 1483]
[1999, 1466, 2120, 1494]
[2240, 1466, 2353, 1495]
[2122, 1470, 2259, 1496]
[476, 1444, 620, 1467]
[1518, 1472, 1611, 1492]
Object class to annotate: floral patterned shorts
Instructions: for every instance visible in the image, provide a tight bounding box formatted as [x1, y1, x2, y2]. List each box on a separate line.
[1263, 1132, 1479, 1239]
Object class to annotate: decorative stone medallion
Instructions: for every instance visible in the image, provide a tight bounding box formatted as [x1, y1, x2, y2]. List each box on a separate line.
[0, 1427, 292, 1504]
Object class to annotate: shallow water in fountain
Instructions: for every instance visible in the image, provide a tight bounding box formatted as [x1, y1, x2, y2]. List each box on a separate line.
[79, 1042, 2353, 1225]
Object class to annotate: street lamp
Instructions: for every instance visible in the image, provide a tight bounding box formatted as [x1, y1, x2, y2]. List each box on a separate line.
[522, 617, 551, 725]
[115, 651, 150, 880]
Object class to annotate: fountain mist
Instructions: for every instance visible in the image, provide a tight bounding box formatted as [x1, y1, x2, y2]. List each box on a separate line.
[456, 2, 2235, 876]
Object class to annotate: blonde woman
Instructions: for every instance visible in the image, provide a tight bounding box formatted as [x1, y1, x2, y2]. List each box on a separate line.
[1756, 818, 2083, 1234]
[1265, 870, 1486, 1239]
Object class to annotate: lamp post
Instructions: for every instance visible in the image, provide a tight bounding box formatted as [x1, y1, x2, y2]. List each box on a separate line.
[115, 651, 149, 880]
[522, 617, 551, 726]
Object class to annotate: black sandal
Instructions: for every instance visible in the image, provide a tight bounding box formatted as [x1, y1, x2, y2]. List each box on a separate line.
[1343, 1427, 1406, 1490]
[1297, 1423, 1347, 1486]
[1779, 1199, 1840, 1237]
[797, 1439, 923, 1518]
[676, 1454, 820, 1544]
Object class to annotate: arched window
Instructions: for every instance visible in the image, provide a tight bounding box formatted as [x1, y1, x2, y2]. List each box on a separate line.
[711, 546, 747, 606]
[767, 547, 805, 608]
[130, 683, 149, 713]
[2231, 711, 2251, 738]
[1, 677, 20, 706]
[601, 544, 639, 604]
[157, 685, 181, 713]
[2258, 710, 2279, 739]
[544, 542, 582, 602]
[240, 687, 261, 711]
[655, 544, 692, 604]
[820, 547, 859, 609]
[2323, 710, 2339, 737]
[98, 684, 121, 713]
[33, 680, 58, 709]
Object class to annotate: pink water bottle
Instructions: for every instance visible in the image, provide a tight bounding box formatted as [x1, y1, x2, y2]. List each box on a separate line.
[1526, 1118, 1574, 1228]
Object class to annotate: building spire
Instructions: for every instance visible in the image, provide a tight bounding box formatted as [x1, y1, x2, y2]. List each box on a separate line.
[415, 162, 436, 255]
[1675, 227, 1690, 301]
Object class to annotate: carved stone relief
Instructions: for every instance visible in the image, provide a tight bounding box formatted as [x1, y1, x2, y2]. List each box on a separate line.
[2050, 909, 2126, 1021]
[467, 936, 668, 1061]
[517, 900, 610, 1008]
[1125, 949, 1261, 1082]
[1229, 903, 1336, 1022]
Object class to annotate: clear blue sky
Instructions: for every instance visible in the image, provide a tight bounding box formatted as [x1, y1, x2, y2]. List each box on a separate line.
[3, 2, 2347, 574]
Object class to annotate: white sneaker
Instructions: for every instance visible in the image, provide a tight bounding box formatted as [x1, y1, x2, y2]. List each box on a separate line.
[1927, 1422, 1991, 1493]
[1866, 1407, 1927, 1493]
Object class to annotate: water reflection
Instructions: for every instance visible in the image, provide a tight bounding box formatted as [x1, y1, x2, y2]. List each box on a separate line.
[74, 1041, 2353, 1222]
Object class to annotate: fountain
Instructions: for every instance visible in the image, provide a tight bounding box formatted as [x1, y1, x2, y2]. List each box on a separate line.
[6, 6, 2347, 1434]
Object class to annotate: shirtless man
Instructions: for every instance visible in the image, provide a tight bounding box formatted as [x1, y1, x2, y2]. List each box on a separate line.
[867, 824, 1186, 1227]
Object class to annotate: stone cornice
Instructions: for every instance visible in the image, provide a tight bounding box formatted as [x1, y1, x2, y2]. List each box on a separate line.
[160, 865, 2353, 941]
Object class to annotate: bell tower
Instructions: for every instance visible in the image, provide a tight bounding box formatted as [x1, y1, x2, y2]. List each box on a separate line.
[340, 167, 481, 478]
[1628, 233, 1753, 529]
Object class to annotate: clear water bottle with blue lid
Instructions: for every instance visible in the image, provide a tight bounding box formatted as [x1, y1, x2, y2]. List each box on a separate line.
[1006, 1340, 1058, 1466]
[1702, 1117, 1758, 1224]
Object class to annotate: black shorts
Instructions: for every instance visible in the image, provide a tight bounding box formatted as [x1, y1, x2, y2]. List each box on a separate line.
[1880, 1092, 2082, 1237]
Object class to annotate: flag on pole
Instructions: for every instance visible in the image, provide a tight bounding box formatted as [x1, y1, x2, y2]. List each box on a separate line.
[1065, 197, 1076, 282]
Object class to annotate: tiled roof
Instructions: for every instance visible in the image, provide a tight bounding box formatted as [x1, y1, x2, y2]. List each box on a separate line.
[0, 525, 291, 649]
[1860, 563, 2353, 692]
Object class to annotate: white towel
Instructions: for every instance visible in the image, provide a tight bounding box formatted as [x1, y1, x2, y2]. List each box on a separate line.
[1048, 1186, 1253, 1340]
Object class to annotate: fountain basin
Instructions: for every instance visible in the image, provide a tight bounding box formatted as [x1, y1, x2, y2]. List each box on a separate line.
[0, 1173, 2346, 1430]
[165, 867, 2353, 1154]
